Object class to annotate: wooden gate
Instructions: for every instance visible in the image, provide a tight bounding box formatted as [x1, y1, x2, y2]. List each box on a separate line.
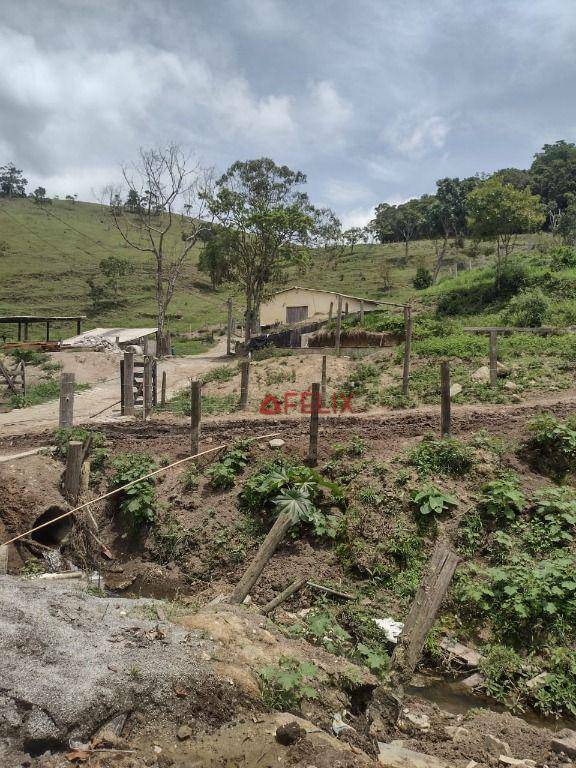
[120, 357, 157, 411]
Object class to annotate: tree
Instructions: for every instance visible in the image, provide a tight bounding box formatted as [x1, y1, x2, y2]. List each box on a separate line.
[125, 188, 142, 213]
[110, 145, 212, 353]
[204, 158, 320, 341]
[557, 193, 576, 246]
[530, 140, 576, 209]
[467, 178, 545, 289]
[0, 164, 27, 197]
[492, 168, 531, 190]
[342, 227, 365, 254]
[198, 226, 232, 289]
[370, 200, 423, 257]
[32, 186, 49, 205]
[99, 256, 131, 298]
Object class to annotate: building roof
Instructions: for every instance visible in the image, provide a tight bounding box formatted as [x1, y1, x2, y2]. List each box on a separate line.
[269, 286, 380, 304]
[62, 327, 158, 346]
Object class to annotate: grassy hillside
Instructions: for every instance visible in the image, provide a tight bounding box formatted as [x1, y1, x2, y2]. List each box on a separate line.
[0, 196, 552, 344]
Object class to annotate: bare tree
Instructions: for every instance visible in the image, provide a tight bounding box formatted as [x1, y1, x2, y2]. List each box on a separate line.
[110, 145, 212, 354]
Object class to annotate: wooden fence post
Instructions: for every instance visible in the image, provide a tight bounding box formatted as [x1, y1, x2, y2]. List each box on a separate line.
[59, 372, 75, 428]
[328, 301, 333, 322]
[390, 539, 459, 685]
[190, 379, 201, 456]
[402, 305, 413, 396]
[359, 300, 365, 323]
[321, 355, 327, 407]
[489, 330, 498, 387]
[63, 440, 83, 504]
[226, 298, 233, 356]
[440, 361, 451, 438]
[144, 356, 153, 413]
[308, 382, 320, 467]
[335, 294, 343, 357]
[122, 352, 134, 416]
[240, 359, 250, 410]
[228, 511, 294, 604]
[161, 370, 167, 406]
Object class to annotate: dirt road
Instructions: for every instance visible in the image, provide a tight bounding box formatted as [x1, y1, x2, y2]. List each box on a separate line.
[0, 339, 228, 437]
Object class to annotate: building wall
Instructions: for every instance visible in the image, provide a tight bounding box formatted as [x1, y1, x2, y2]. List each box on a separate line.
[260, 289, 378, 326]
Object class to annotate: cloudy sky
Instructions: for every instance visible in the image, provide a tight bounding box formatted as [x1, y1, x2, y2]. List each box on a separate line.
[1, 0, 575, 226]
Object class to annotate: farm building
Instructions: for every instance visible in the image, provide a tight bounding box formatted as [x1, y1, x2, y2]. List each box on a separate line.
[260, 287, 379, 327]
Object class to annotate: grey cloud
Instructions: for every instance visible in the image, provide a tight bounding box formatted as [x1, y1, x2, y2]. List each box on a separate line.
[1, 0, 575, 226]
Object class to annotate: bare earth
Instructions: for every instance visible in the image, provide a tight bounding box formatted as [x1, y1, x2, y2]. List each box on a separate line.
[0, 339, 228, 437]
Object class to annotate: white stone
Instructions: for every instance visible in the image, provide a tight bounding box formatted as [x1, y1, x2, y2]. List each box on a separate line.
[485, 734, 512, 757]
[450, 383, 463, 397]
[504, 381, 517, 390]
[471, 366, 490, 382]
[269, 438, 285, 448]
[378, 743, 452, 768]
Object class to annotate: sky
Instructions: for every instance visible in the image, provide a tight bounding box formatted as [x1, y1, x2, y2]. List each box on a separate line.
[1, 0, 575, 227]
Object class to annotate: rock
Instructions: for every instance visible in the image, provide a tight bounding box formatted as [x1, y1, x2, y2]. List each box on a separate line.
[275, 720, 306, 745]
[269, 438, 285, 448]
[499, 757, 536, 768]
[378, 742, 452, 768]
[439, 639, 482, 668]
[403, 711, 430, 731]
[485, 735, 512, 757]
[551, 732, 576, 758]
[504, 381, 517, 390]
[472, 366, 490, 383]
[450, 383, 463, 397]
[445, 726, 470, 743]
[177, 724, 193, 741]
[158, 756, 175, 768]
[525, 671, 549, 690]
[461, 672, 485, 689]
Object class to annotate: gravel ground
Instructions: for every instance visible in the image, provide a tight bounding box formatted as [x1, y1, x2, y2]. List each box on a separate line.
[0, 576, 211, 760]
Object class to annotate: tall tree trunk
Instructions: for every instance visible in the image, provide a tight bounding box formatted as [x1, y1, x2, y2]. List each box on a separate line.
[156, 258, 166, 343]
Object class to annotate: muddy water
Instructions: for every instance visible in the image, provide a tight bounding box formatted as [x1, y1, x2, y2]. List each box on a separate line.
[408, 673, 576, 733]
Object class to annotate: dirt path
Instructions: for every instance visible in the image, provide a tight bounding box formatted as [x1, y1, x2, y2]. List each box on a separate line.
[0, 339, 228, 438]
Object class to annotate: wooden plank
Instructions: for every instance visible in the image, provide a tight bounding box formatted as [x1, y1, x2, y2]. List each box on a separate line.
[262, 576, 308, 614]
[190, 379, 201, 456]
[402, 305, 413, 397]
[0, 360, 19, 394]
[59, 372, 75, 427]
[390, 539, 459, 684]
[228, 511, 293, 604]
[440, 361, 451, 438]
[63, 440, 83, 504]
[239, 360, 250, 410]
[307, 382, 320, 467]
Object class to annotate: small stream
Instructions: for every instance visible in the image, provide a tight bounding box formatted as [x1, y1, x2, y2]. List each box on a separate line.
[408, 673, 576, 733]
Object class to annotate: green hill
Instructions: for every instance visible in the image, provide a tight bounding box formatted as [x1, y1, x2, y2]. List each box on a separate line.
[0, 196, 556, 346]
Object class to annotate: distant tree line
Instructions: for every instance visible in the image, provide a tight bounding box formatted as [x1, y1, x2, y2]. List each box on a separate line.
[369, 140, 576, 284]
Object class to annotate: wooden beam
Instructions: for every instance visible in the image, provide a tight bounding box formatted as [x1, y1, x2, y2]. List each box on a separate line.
[228, 511, 294, 604]
[440, 361, 451, 438]
[307, 382, 320, 467]
[190, 379, 201, 456]
[390, 539, 459, 685]
[59, 372, 75, 427]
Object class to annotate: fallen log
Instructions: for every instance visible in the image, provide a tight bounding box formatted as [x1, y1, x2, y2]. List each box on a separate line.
[261, 576, 309, 614]
[228, 512, 294, 604]
[390, 539, 459, 685]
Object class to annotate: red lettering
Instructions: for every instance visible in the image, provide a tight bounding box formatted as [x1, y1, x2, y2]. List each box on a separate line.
[259, 393, 282, 415]
[283, 391, 298, 414]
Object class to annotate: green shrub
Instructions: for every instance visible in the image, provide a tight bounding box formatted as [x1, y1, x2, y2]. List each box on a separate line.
[530, 486, 576, 546]
[331, 435, 366, 458]
[10, 348, 48, 366]
[181, 464, 200, 492]
[479, 644, 527, 702]
[502, 288, 550, 327]
[478, 474, 525, 523]
[550, 246, 576, 270]
[411, 484, 457, 516]
[109, 453, 157, 526]
[9, 380, 89, 409]
[524, 414, 576, 480]
[455, 554, 576, 641]
[240, 460, 342, 539]
[206, 440, 250, 489]
[201, 365, 236, 384]
[53, 427, 108, 470]
[413, 266, 433, 290]
[259, 657, 319, 710]
[407, 437, 473, 476]
[532, 647, 576, 717]
[341, 362, 380, 397]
